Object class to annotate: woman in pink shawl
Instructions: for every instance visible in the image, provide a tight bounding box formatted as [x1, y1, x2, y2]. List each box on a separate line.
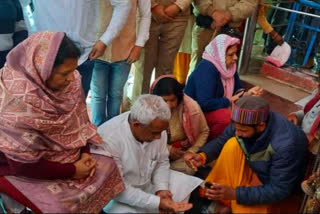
[0, 32, 123, 213]
[185, 34, 262, 140]
[150, 75, 209, 175]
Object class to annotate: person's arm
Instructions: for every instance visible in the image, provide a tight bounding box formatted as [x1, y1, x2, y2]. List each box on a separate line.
[174, 0, 192, 12]
[135, 0, 151, 47]
[227, 0, 258, 23]
[152, 132, 170, 192]
[199, 124, 235, 162]
[236, 145, 306, 204]
[193, 64, 230, 112]
[187, 110, 209, 154]
[99, 0, 131, 46]
[104, 139, 161, 210]
[6, 157, 75, 180]
[193, 0, 215, 16]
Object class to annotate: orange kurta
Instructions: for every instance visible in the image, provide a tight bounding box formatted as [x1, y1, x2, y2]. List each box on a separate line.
[205, 137, 270, 213]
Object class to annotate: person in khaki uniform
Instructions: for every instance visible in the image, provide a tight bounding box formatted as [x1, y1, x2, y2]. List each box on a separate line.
[132, 0, 192, 102]
[188, 0, 258, 75]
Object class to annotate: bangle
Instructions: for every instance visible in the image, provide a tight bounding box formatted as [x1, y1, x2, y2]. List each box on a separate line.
[199, 152, 207, 165]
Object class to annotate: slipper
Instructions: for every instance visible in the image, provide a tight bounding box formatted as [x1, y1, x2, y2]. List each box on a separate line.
[302, 180, 316, 197]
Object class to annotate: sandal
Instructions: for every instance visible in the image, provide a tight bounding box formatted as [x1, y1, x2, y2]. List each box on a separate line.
[302, 172, 320, 197]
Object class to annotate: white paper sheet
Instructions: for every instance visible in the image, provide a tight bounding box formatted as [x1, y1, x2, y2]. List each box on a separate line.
[169, 170, 204, 202]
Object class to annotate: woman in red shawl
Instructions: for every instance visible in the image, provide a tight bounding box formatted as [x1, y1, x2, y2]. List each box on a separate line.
[0, 31, 123, 213]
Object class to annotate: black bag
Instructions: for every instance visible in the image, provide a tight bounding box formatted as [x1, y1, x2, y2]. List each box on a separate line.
[195, 15, 213, 29]
[195, 15, 243, 39]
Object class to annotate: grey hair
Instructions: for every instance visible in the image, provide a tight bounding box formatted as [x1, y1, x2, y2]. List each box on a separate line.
[130, 94, 171, 125]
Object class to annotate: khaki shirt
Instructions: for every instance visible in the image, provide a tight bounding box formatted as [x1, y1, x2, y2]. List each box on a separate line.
[193, 0, 258, 28]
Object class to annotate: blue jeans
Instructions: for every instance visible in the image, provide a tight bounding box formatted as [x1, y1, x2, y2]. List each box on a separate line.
[77, 60, 94, 98]
[90, 60, 130, 126]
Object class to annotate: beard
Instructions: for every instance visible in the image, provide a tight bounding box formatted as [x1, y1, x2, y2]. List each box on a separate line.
[238, 129, 262, 143]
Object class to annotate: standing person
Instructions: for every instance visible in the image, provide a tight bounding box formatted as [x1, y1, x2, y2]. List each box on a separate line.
[150, 75, 209, 175]
[0, 0, 28, 68]
[188, 0, 258, 74]
[31, 0, 131, 97]
[131, 0, 192, 102]
[98, 95, 200, 213]
[90, 0, 151, 126]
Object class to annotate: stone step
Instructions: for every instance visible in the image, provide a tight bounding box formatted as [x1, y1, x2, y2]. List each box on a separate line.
[240, 73, 308, 116]
[260, 62, 317, 93]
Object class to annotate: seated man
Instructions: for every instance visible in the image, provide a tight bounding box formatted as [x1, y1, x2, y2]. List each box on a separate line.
[184, 96, 307, 213]
[287, 79, 320, 154]
[98, 95, 195, 213]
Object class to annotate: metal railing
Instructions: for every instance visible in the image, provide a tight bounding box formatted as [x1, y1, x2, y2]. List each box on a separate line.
[239, 0, 320, 74]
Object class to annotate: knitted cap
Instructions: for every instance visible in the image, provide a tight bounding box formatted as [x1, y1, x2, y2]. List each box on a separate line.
[231, 96, 270, 125]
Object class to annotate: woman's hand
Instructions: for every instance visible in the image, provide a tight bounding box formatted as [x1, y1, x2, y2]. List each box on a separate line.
[229, 91, 244, 103]
[246, 86, 263, 96]
[170, 147, 185, 161]
[73, 154, 97, 179]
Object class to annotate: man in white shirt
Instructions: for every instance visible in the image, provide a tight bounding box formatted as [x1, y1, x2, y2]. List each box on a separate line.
[29, 0, 131, 97]
[90, 0, 151, 126]
[98, 95, 194, 213]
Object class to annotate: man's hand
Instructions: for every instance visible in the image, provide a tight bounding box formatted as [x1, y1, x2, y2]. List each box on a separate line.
[287, 113, 298, 125]
[211, 10, 232, 30]
[156, 190, 173, 200]
[126, 46, 143, 64]
[184, 152, 204, 171]
[89, 40, 107, 60]
[164, 4, 180, 18]
[152, 5, 173, 23]
[159, 198, 193, 213]
[169, 147, 185, 161]
[73, 154, 97, 179]
[205, 183, 236, 200]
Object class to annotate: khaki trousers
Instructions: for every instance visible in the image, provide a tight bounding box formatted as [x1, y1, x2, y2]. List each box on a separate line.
[132, 19, 188, 102]
[188, 24, 217, 76]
